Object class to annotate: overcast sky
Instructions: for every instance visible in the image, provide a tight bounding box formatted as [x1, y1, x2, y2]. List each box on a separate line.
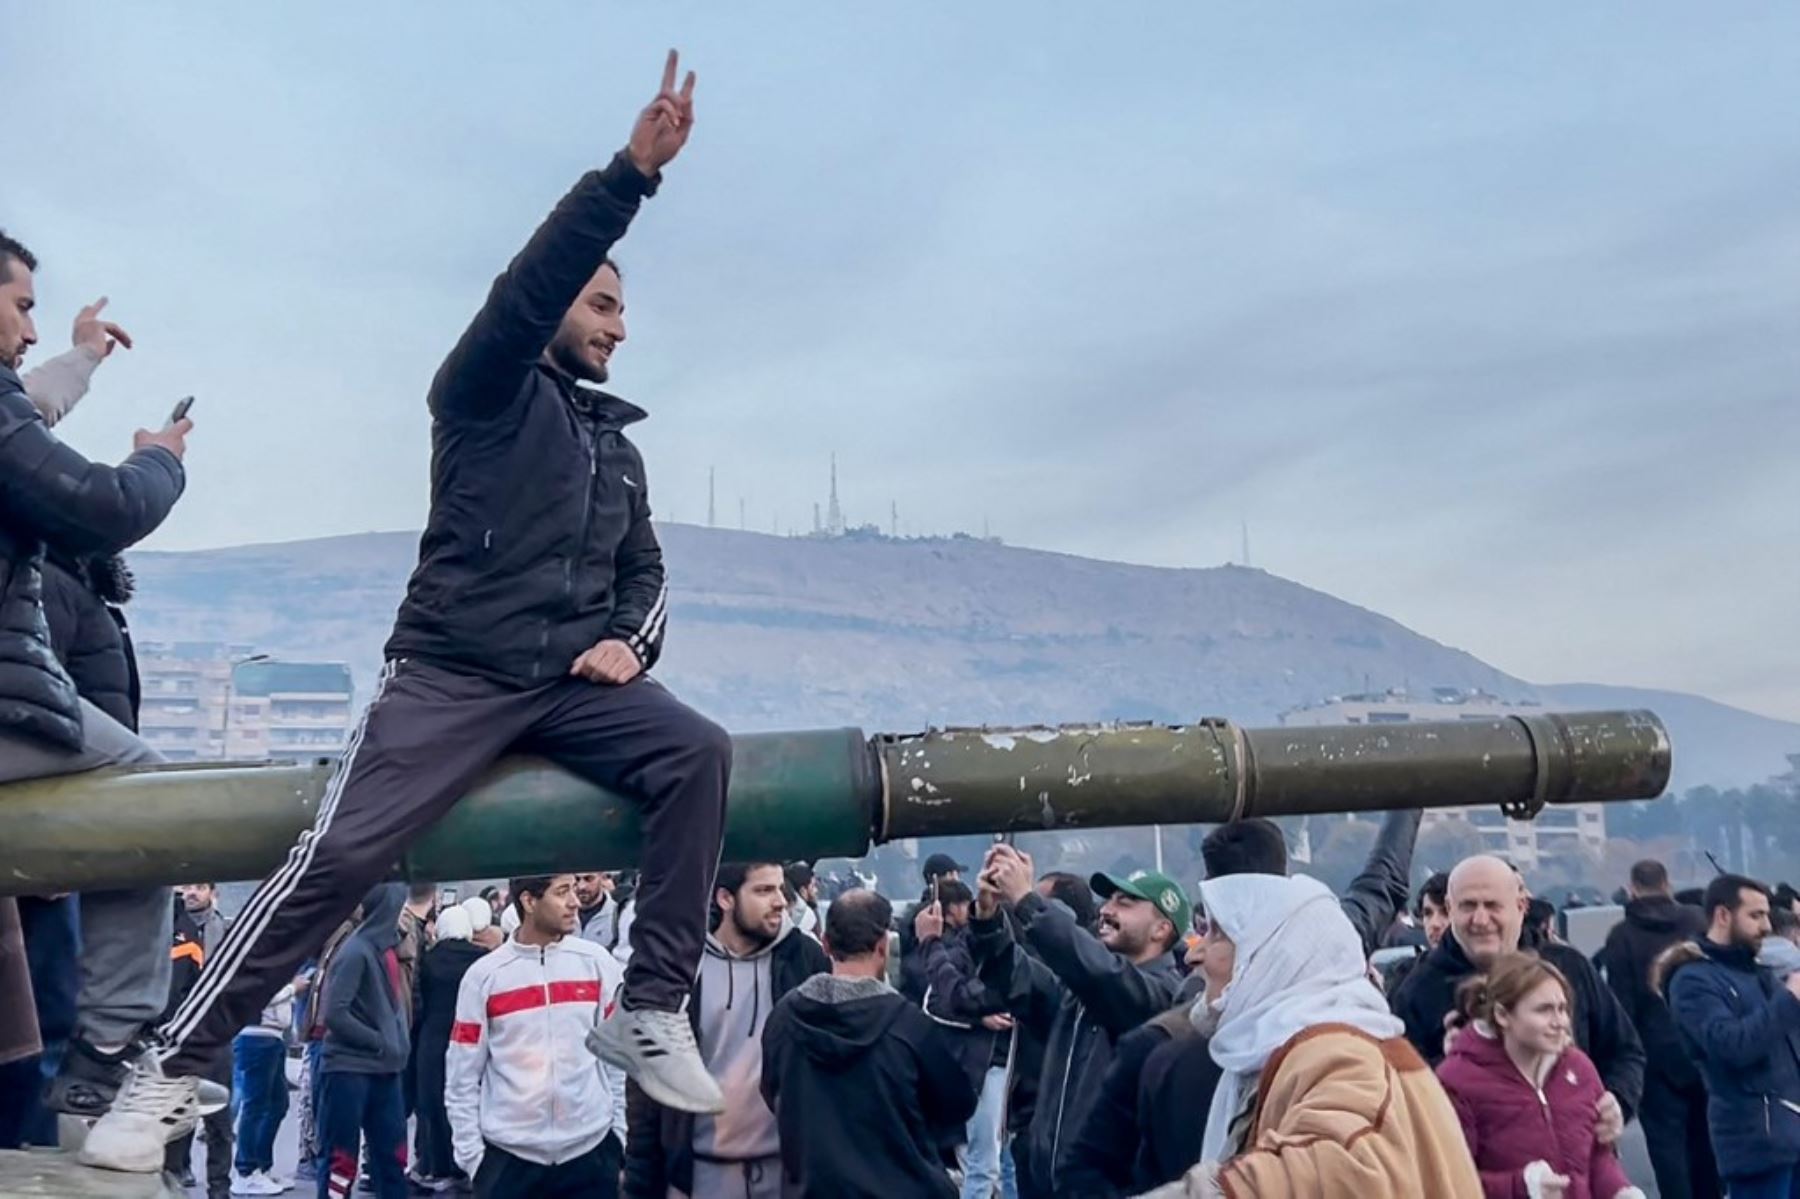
[10, 4, 1798, 721]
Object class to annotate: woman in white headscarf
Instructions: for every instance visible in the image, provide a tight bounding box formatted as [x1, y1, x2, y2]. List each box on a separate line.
[1136, 873, 1480, 1198]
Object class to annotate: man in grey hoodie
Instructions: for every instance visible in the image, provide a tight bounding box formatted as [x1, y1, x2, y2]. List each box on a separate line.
[623, 862, 828, 1199]
[317, 883, 411, 1199]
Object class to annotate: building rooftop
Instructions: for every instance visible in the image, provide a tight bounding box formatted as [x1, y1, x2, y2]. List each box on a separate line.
[232, 661, 353, 697]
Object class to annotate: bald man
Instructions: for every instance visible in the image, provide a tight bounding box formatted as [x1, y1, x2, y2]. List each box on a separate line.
[1390, 854, 1645, 1134]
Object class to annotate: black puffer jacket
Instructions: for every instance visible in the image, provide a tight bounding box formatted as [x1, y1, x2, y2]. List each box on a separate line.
[0, 368, 183, 750]
[41, 555, 138, 731]
[385, 154, 669, 686]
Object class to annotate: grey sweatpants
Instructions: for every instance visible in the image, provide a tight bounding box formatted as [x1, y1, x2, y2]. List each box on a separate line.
[0, 700, 170, 1046]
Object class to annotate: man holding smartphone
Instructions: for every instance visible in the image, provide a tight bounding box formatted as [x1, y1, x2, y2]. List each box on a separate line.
[85, 52, 734, 1174]
[0, 229, 196, 1128]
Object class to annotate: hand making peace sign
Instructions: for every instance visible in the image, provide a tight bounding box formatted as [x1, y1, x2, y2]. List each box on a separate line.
[627, 50, 697, 178]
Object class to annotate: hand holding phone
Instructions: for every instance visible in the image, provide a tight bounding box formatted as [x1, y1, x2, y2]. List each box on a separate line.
[134, 396, 194, 460]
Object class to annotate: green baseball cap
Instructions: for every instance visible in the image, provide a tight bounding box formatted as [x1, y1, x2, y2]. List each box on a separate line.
[1090, 870, 1192, 937]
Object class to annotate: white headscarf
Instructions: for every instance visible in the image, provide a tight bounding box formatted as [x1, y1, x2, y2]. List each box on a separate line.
[435, 905, 474, 942]
[459, 896, 494, 934]
[1192, 873, 1403, 1163]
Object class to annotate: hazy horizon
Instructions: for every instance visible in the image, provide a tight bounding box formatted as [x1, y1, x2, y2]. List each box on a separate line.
[12, 4, 1798, 722]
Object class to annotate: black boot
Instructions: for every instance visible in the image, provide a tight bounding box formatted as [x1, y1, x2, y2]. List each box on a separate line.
[42, 1036, 144, 1118]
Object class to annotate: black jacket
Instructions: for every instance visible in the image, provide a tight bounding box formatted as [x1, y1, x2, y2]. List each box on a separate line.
[41, 555, 138, 730]
[0, 369, 182, 750]
[920, 928, 1012, 1091]
[1340, 809, 1424, 958]
[969, 893, 1184, 1197]
[1596, 895, 1707, 1091]
[385, 155, 669, 686]
[1060, 1007, 1221, 1198]
[1391, 930, 1647, 1117]
[623, 927, 829, 1199]
[321, 883, 411, 1075]
[761, 975, 977, 1199]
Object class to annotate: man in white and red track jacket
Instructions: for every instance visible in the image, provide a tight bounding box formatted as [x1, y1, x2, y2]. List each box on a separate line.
[447, 874, 628, 1199]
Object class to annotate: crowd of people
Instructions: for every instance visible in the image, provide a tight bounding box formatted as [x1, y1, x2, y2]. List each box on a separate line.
[17, 825, 1784, 1199]
[5, 43, 1800, 1199]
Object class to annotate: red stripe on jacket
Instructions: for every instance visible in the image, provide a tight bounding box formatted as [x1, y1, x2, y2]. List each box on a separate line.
[486, 979, 602, 1019]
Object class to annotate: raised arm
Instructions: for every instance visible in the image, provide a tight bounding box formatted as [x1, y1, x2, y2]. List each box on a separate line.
[429, 52, 697, 423]
[1338, 809, 1422, 957]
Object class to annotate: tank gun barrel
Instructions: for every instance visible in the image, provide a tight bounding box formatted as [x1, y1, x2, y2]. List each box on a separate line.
[0, 710, 1669, 895]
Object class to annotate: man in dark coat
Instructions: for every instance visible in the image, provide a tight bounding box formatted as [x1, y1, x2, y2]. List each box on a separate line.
[1596, 858, 1720, 1199]
[968, 846, 1189, 1199]
[761, 890, 977, 1198]
[1664, 874, 1800, 1195]
[0, 230, 192, 1155]
[1390, 855, 1645, 1132]
[94, 58, 736, 1175]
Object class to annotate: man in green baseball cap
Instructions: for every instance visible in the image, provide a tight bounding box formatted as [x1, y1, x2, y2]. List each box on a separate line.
[1089, 871, 1192, 958]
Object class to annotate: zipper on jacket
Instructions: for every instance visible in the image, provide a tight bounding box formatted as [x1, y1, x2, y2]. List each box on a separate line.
[1048, 1004, 1084, 1179]
[540, 946, 560, 1145]
[569, 417, 602, 606]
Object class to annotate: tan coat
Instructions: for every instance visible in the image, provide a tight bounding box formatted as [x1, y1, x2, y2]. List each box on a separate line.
[1138, 1023, 1481, 1199]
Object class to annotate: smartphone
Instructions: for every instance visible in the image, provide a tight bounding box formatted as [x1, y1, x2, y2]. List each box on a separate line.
[168, 396, 195, 425]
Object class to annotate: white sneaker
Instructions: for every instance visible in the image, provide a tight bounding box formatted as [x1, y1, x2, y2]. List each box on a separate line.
[76, 1059, 203, 1173]
[264, 1170, 296, 1193]
[196, 1076, 231, 1115]
[232, 1171, 282, 1195]
[587, 1004, 724, 1114]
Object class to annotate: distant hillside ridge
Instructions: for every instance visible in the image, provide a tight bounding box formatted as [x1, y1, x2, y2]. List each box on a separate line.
[126, 525, 1798, 791]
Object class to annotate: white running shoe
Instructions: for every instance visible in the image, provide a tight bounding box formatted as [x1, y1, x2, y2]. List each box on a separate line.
[264, 1170, 296, 1193]
[196, 1076, 231, 1115]
[231, 1171, 283, 1195]
[587, 1004, 724, 1114]
[76, 1059, 203, 1173]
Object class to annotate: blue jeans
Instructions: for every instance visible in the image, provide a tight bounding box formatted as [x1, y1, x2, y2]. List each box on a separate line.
[233, 1033, 289, 1176]
[962, 1065, 1019, 1199]
[317, 1070, 406, 1199]
[1732, 1166, 1800, 1199]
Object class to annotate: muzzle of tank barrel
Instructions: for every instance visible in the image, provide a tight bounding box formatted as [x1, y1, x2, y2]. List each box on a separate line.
[0, 711, 1668, 895]
[872, 709, 1671, 839]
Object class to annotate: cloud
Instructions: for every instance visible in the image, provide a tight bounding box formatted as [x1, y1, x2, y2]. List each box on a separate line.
[11, 2, 1798, 721]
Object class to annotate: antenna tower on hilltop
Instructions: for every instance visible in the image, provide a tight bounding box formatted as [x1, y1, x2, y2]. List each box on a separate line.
[827, 454, 845, 535]
[707, 467, 716, 528]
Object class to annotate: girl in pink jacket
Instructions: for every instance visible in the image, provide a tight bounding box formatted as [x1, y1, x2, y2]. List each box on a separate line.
[1436, 953, 1643, 1199]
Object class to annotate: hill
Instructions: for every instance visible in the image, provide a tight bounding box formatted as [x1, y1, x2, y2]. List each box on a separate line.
[126, 526, 1798, 792]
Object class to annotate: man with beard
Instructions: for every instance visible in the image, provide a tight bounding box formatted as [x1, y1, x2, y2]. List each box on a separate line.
[1597, 859, 1719, 1199]
[967, 845, 1188, 1199]
[1390, 855, 1644, 1142]
[623, 862, 829, 1199]
[1664, 874, 1800, 1197]
[90, 52, 734, 1175]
